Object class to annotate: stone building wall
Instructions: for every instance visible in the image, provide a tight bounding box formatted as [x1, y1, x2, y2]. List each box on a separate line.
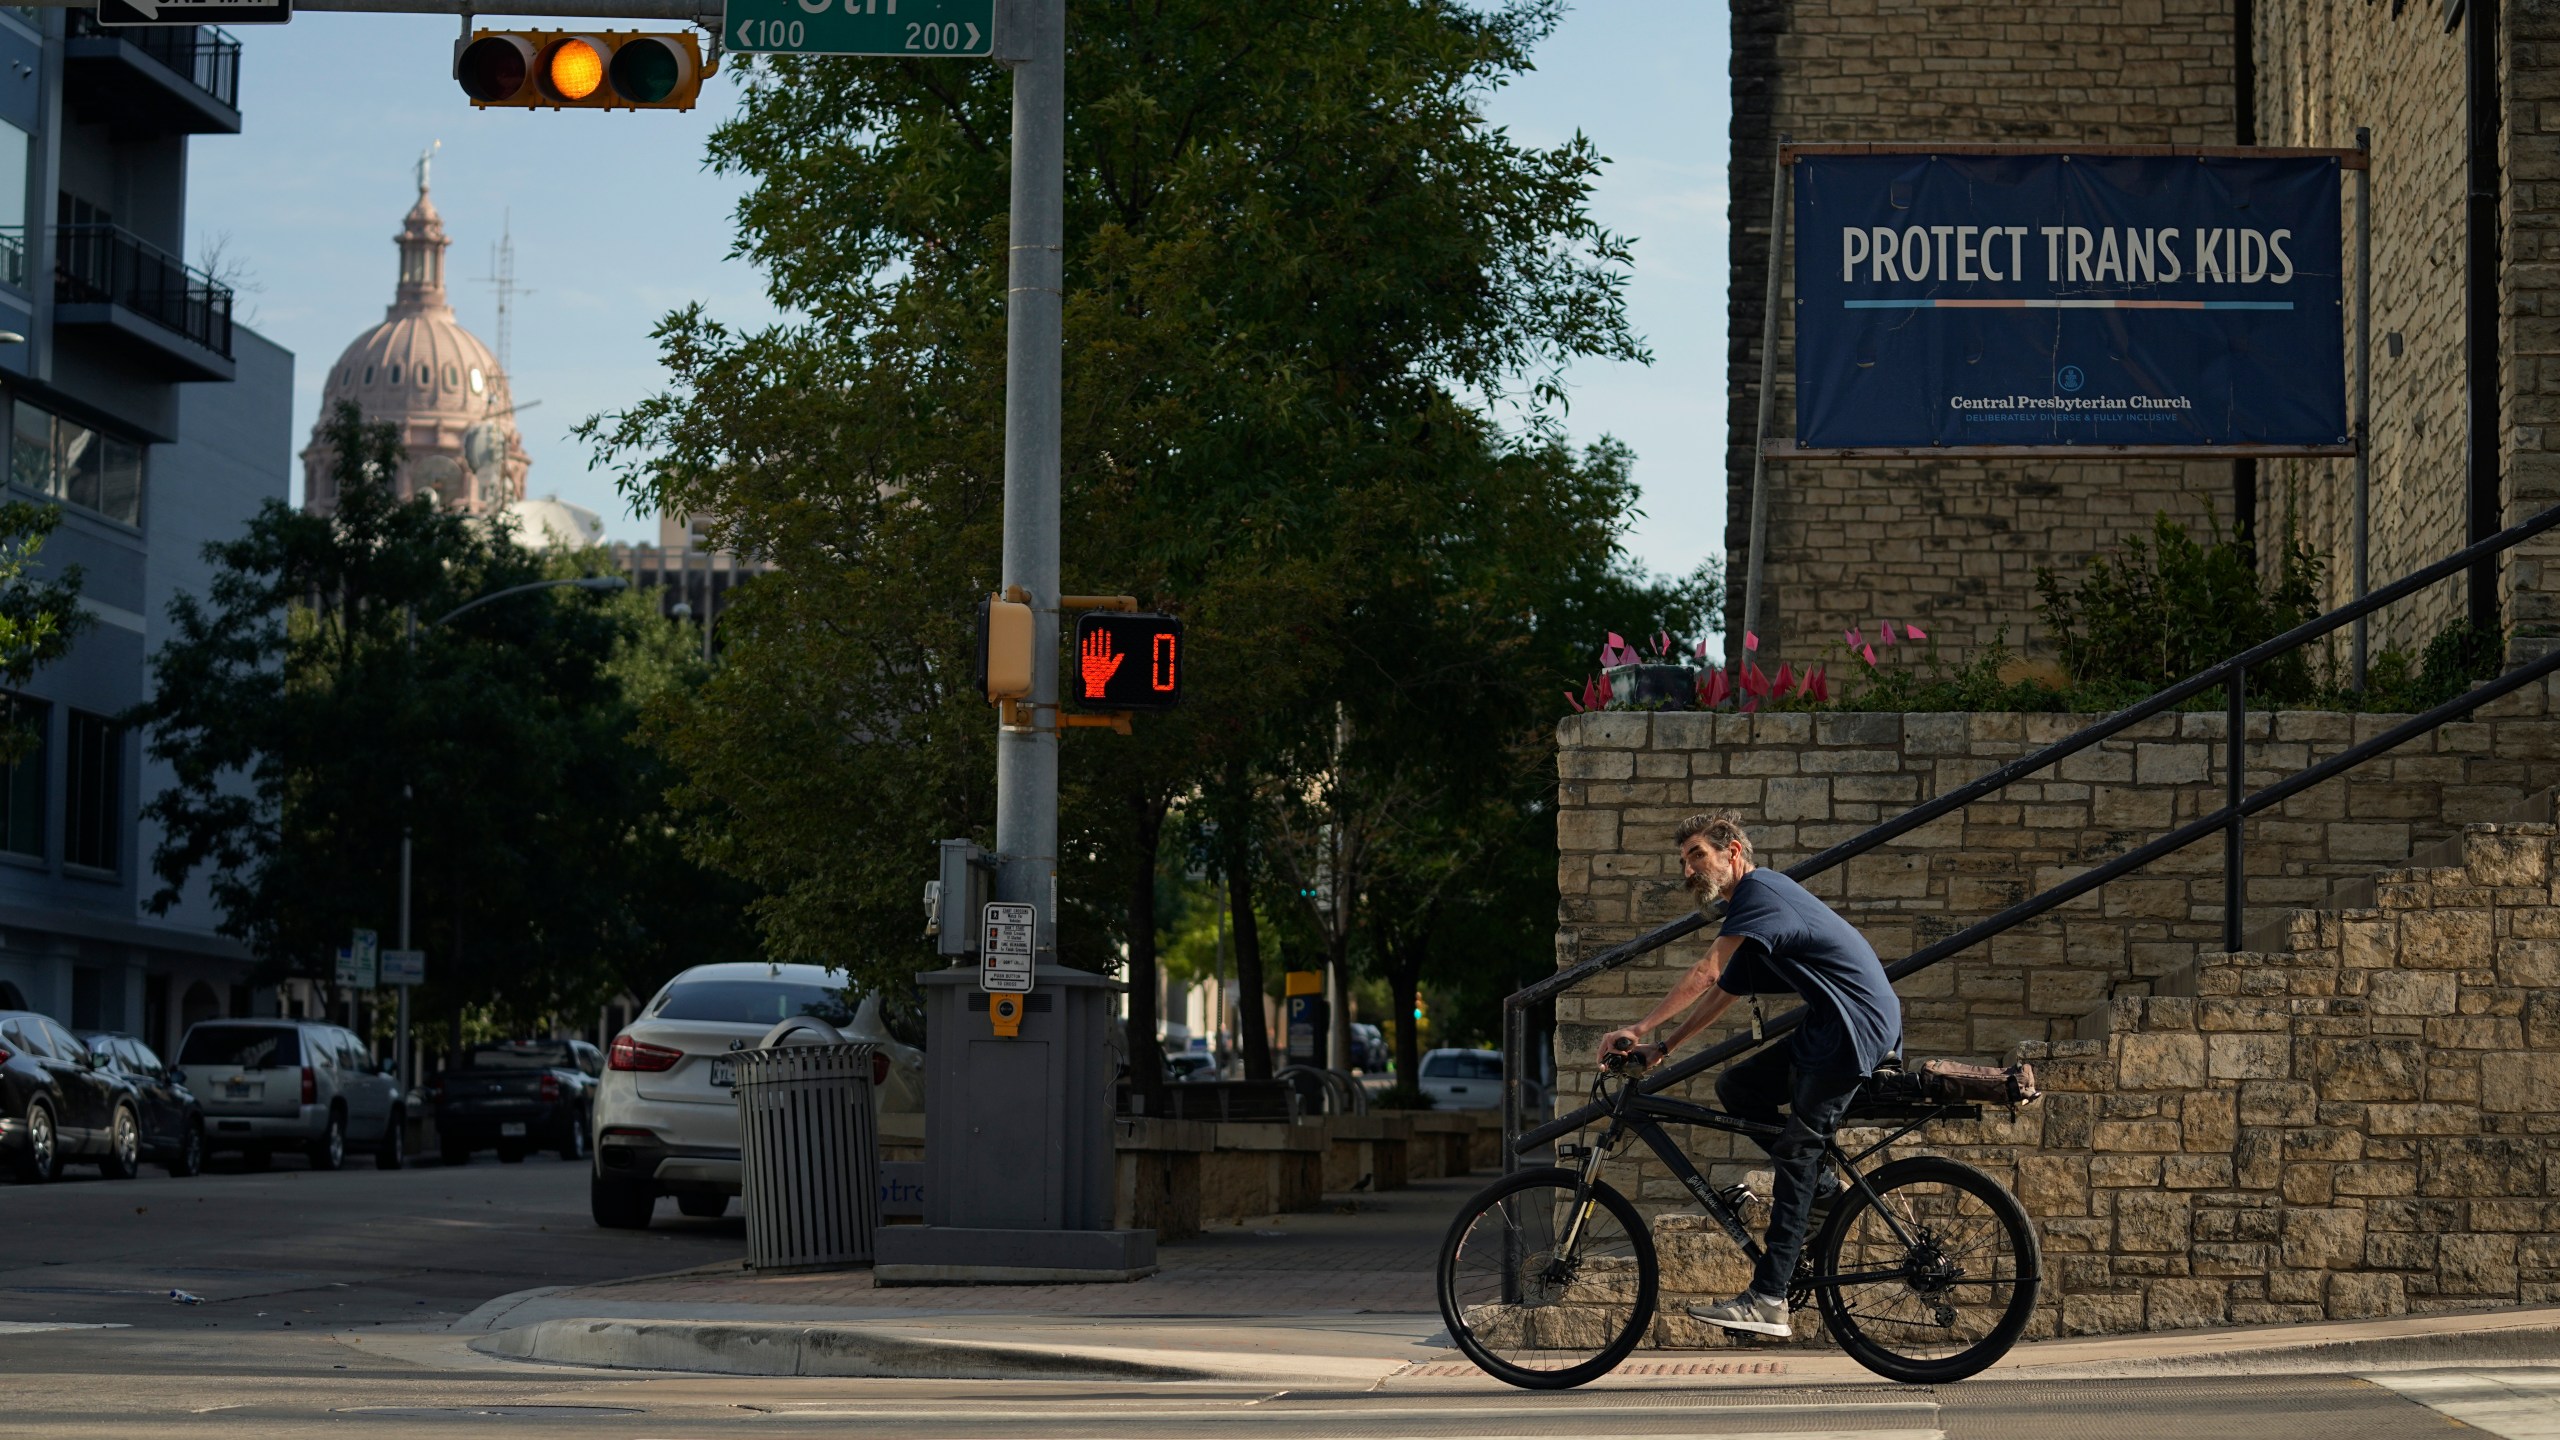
[1552, 692, 2560, 1093]
[1727, 2, 2560, 670]
[1616, 825, 2560, 1343]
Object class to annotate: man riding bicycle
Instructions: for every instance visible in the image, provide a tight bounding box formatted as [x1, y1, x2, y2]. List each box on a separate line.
[1595, 812, 1901, 1338]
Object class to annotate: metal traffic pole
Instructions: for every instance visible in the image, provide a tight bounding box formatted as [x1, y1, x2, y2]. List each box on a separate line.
[995, 0, 1064, 963]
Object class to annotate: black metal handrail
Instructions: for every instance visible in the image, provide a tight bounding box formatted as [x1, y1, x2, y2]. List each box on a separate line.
[68, 13, 242, 110]
[1505, 497, 2560, 1164]
[48, 223, 235, 359]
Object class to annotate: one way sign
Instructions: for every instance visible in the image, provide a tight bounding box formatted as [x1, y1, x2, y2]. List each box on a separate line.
[96, 0, 290, 25]
[723, 0, 991, 56]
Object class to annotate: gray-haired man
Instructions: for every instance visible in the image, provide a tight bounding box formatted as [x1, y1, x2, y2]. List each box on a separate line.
[1595, 813, 1902, 1337]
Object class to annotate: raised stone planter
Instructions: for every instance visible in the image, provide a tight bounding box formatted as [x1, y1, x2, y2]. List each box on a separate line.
[1200, 1121, 1325, 1219]
[1399, 1111, 1480, 1180]
[1114, 1117, 1211, 1242]
[1320, 1113, 1412, 1194]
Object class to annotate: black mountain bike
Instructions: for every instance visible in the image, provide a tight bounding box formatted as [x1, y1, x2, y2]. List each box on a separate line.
[1437, 1050, 2040, 1388]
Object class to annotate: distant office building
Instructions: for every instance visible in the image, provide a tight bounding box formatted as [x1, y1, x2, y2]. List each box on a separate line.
[0, 13, 293, 1054]
[616, 512, 772, 644]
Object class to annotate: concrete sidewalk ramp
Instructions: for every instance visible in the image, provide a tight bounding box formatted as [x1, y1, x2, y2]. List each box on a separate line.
[477, 1317, 1243, 1382]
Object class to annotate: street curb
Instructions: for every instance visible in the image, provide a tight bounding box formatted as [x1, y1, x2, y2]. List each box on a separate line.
[473, 1318, 1216, 1381]
[2029, 1312, 2560, 1375]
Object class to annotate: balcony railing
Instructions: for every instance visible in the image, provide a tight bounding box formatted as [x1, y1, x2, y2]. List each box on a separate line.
[51, 224, 235, 359]
[67, 12, 240, 111]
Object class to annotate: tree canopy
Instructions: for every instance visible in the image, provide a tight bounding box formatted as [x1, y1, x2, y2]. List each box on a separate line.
[585, 0, 1709, 1068]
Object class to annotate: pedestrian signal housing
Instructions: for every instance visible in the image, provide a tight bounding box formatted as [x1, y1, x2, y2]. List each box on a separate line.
[1070, 612, 1183, 712]
[456, 29, 708, 110]
[975, 595, 1034, 703]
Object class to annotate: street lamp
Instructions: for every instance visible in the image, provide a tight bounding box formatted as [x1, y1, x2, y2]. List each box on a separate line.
[392, 575, 629, 1092]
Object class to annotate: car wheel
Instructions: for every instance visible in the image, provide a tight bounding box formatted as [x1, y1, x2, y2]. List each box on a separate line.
[163, 1120, 204, 1178]
[241, 1146, 272, 1171]
[591, 1170, 656, 1230]
[375, 1110, 406, 1171]
[558, 1111, 589, 1162]
[100, 1104, 141, 1180]
[16, 1099, 56, 1182]
[676, 1191, 727, 1219]
[307, 1110, 345, 1171]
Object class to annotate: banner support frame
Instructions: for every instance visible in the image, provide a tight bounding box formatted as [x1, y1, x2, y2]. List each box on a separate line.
[1738, 137, 1790, 669]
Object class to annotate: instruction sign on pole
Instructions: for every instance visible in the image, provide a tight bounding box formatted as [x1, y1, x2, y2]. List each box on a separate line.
[337, 929, 379, 988]
[379, 950, 425, 986]
[980, 901, 1034, 994]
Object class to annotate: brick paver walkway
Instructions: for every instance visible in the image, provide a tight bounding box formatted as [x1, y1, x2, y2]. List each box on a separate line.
[549, 1175, 1474, 1317]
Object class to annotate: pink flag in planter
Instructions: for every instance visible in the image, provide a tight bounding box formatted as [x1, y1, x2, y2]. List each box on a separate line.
[1878, 620, 1899, 646]
[1804, 665, 1829, 701]
[1744, 631, 1760, 652]
[1907, 623, 1928, 640]
[1845, 626, 1863, 649]
[1703, 667, 1731, 708]
[1862, 643, 1878, 666]
[1773, 661, 1795, 696]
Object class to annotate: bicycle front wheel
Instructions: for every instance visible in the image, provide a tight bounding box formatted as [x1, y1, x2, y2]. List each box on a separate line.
[1813, 1155, 2040, 1384]
[1437, 1165, 1657, 1389]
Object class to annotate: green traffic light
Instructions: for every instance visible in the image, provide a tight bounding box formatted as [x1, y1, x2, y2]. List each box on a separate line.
[608, 37, 682, 103]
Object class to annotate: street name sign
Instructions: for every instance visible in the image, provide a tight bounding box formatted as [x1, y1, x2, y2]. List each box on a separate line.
[980, 900, 1034, 994]
[96, 0, 292, 26]
[724, 0, 993, 57]
[380, 949, 426, 986]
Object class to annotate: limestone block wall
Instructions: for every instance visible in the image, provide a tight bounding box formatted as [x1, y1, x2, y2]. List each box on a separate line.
[1589, 823, 2560, 1345]
[1554, 698, 2560, 1094]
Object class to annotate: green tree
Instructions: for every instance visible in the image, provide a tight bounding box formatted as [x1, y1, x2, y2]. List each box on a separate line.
[0, 499, 89, 756]
[585, 0, 1658, 1068]
[134, 402, 756, 1043]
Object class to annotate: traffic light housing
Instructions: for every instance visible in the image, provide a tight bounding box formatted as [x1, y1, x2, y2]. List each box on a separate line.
[456, 29, 708, 110]
[1070, 612, 1183, 712]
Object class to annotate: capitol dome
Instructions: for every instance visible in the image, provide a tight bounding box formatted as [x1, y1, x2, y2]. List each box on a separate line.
[500, 493, 604, 551]
[301, 167, 530, 518]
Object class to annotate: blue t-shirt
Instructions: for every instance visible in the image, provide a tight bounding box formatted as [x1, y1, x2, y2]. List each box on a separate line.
[1715, 869, 1902, 1077]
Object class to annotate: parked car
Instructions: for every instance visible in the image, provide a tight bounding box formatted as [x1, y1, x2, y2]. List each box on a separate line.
[83, 1031, 205, 1177]
[432, 1038, 600, 1166]
[1416, 1047, 1506, 1110]
[590, 962, 923, 1230]
[0, 1012, 145, 1181]
[177, 1019, 407, 1171]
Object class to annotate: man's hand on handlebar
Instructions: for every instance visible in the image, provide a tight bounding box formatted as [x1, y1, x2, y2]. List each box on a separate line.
[1596, 1031, 1666, 1074]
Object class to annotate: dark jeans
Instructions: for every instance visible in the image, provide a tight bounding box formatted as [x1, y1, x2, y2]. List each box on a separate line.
[1716, 1042, 1864, 1302]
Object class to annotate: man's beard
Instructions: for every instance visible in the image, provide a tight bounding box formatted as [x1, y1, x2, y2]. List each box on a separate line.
[1688, 875, 1719, 913]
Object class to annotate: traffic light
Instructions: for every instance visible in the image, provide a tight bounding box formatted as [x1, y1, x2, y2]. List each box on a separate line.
[456, 29, 708, 110]
[1069, 612, 1183, 712]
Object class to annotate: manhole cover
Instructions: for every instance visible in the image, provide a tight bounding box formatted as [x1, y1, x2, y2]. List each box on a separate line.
[337, 1406, 644, 1419]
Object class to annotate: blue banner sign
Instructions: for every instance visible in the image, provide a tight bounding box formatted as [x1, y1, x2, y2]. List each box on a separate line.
[1793, 151, 2347, 450]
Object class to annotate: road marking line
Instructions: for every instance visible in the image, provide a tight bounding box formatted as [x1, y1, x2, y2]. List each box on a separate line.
[751, 1402, 1939, 1423]
[0, 1321, 131, 1334]
[2365, 1367, 2560, 1439]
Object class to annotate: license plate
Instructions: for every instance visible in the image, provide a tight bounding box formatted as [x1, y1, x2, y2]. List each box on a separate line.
[709, 1059, 735, 1088]
[225, 1080, 253, 1097]
[500, 1122, 527, 1137]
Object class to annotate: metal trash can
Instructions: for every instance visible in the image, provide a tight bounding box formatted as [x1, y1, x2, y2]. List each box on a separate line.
[735, 1040, 880, 1271]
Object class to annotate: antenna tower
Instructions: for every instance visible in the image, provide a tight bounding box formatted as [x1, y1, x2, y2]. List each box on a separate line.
[475, 211, 533, 379]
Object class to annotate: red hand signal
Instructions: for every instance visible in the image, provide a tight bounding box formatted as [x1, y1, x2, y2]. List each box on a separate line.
[1080, 628, 1126, 698]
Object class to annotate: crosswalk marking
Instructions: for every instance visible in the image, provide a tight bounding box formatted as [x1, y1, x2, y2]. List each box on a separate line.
[2365, 1367, 2560, 1438]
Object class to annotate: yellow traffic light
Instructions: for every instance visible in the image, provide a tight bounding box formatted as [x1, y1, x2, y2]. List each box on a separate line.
[456, 29, 709, 111]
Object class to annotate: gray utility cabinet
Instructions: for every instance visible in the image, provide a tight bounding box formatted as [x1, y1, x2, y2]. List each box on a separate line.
[873, 965, 1157, 1282]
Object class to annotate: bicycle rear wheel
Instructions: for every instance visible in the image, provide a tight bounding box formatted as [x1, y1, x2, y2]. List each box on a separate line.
[1813, 1155, 2040, 1383]
[1437, 1165, 1656, 1390]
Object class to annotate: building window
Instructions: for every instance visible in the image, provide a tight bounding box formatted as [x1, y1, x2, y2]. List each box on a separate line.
[63, 709, 119, 875]
[0, 693, 46, 860]
[9, 398, 141, 526]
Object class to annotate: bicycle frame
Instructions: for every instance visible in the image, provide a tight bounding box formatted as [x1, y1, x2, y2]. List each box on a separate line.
[1568, 1071, 1954, 1289]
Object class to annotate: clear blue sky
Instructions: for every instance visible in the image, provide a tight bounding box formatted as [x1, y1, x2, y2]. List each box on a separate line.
[185, 2, 1728, 583]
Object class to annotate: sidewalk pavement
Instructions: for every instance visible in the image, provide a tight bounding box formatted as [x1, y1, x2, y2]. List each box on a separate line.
[406, 1172, 2560, 1388]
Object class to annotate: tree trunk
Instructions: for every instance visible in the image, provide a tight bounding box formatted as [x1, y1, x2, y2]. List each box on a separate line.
[1124, 796, 1167, 1111]
[1225, 843, 1273, 1081]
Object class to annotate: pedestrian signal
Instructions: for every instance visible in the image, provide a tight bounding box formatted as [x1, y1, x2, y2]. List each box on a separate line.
[456, 29, 708, 110]
[1069, 612, 1183, 712]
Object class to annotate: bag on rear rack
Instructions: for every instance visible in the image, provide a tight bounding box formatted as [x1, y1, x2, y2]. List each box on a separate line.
[1916, 1059, 2040, 1107]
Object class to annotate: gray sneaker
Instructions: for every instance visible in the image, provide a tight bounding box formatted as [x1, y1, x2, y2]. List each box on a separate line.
[1686, 1289, 1791, 1337]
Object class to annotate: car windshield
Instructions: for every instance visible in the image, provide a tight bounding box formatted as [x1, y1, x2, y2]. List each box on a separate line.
[179, 1026, 301, 1069]
[465, 1042, 571, 1070]
[1422, 1052, 1502, 1080]
[653, 980, 853, 1027]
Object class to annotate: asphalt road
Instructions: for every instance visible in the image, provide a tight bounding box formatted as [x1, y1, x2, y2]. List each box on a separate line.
[2, 1152, 2550, 1438]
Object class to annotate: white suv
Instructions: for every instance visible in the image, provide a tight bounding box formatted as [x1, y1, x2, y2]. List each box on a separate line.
[589, 962, 921, 1229]
[178, 1019, 406, 1170]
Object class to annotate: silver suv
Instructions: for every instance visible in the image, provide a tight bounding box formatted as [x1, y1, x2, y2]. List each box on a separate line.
[176, 1020, 406, 1170]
